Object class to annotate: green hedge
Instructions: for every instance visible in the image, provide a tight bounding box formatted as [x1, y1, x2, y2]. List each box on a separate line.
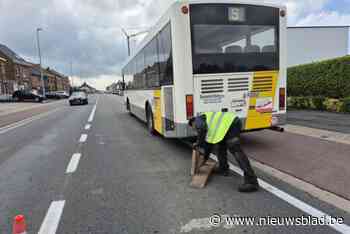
[287, 56, 350, 99]
[288, 96, 350, 113]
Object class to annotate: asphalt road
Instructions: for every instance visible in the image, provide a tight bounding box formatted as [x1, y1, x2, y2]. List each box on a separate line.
[287, 110, 350, 134]
[0, 94, 349, 233]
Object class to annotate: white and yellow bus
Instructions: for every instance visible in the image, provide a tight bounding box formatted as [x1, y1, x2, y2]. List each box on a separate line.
[122, 0, 287, 138]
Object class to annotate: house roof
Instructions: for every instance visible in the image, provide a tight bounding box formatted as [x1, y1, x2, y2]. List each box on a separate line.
[80, 82, 97, 90]
[0, 43, 32, 66]
[47, 68, 66, 78]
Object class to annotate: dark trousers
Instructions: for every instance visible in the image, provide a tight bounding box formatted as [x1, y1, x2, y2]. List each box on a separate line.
[206, 119, 257, 181]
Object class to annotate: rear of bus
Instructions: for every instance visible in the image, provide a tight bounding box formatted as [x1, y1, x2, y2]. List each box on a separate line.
[179, 2, 287, 134]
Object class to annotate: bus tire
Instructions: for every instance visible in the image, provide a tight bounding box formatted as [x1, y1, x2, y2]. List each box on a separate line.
[126, 99, 132, 114]
[146, 107, 156, 135]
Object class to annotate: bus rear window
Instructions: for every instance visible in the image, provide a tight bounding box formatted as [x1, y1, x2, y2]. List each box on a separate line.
[193, 25, 276, 55]
[190, 4, 280, 74]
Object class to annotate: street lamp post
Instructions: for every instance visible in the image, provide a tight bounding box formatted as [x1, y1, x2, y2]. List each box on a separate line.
[121, 28, 149, 56]
[36, 28, 45, 98]
[121, 28, 131, 56]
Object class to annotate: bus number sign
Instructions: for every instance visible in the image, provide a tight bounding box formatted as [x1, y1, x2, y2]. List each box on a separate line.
[228, 7, 246, 22]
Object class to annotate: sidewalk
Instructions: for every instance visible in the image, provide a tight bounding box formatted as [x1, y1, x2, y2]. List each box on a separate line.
[241, 129, 350, 201]
[287, 109, 350, 134]
[0, 100, 58, 117]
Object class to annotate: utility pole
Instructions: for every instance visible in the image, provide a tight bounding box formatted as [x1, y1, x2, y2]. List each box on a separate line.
[36, 28, 45, 98]
[121, 28, 149, 56]
[121, 28, 131, 56]
[70, 61, 74, 88]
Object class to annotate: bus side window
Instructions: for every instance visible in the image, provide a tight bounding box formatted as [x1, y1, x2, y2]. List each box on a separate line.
[158, 23, 174, 86]
[145, 38, 160, 88]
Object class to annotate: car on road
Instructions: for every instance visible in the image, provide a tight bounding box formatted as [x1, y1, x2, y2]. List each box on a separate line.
[46, 91, 60, 99]
[56, 91, 70, 99]
[12, 90, 45, 103]
[69, 91, 88, 106]
[46, 91, 70, 99]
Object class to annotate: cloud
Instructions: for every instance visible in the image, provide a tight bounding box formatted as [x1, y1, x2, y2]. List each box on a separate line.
[70, 74, 120, 90]
[296, 11, 350, 25]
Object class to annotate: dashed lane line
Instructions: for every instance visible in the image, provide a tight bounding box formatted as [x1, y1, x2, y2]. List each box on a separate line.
[209, 154, 350, 234]
[38, 200, 65, 234]
[65, 153, 82, 174]
[37, 97, 99, 233]
[79, 134, 88, 143]
[88, 97, 99, 123]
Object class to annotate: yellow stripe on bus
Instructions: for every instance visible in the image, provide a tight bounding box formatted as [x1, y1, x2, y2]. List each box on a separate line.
[245, 71, 278, 130]
[153, 90, 163, 134]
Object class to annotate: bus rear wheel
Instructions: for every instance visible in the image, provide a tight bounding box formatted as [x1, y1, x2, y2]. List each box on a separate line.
[126, 99, 132, 114]
[146, 108, 156, 135]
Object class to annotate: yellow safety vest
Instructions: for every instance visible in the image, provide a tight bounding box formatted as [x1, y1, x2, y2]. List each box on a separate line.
[204, 112, 237, 144]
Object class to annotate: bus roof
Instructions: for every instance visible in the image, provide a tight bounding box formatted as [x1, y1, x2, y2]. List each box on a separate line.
[121, 0, 286, 69]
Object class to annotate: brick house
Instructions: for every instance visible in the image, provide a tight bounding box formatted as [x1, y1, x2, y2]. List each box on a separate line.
[0, 43, 33, 94]
[43, 68, 56, 92]
[44, 68, 70, 92]
[61, 76, 70, 92]
[0, 56, 8, 96]
[30, 64, 42, 92]
[0, 43, 70, 96]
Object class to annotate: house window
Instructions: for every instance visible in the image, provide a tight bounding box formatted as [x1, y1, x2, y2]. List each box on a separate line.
[15, 66, 20, 77]
[0, 62, 5, 78]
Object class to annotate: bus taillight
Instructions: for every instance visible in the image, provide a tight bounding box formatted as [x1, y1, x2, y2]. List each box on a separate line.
[186, 95, 193, 119]
[279, 88, 286, 110]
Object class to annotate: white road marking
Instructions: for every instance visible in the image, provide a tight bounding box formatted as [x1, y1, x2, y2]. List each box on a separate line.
[88, 97, 99, 123]
[88, 105, 96, 122]
[181, 214, 233, 233]
[209, 154, 350, 234]
[0, 99, 65, 117]
[85, 124, 91, 130]
[65, 153, 82, 174]
[181, 216, 214, 232]
[79, 134, 88, 143]
[250, 158, 350, 214]
[0, 108, 60, 135]
[38, 200, 65, 234]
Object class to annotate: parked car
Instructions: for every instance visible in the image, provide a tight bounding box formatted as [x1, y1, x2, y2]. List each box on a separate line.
[69, 91, 88, 106]
[55, 91, 70, 99]
[12, 90, 45, 103]
[46, 91, 60, 99]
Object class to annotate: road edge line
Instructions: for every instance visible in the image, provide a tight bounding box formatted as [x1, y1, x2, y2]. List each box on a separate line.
[250, 158, 350, 214]
[0, 108, 61, 134]
[0, 100, 65, 117]
[209, 154, 350, 233]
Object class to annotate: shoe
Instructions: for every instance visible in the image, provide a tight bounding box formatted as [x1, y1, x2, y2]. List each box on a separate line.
[238, 177, 259, 193]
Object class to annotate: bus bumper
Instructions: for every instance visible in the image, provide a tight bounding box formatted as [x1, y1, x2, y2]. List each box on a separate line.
[162, 113, 287, 138]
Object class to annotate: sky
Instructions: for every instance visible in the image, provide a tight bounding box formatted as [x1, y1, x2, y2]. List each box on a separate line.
[0, 0, 349, 90]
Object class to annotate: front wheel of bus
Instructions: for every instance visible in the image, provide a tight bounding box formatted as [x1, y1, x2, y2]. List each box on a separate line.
[146, 108, 156, 135]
